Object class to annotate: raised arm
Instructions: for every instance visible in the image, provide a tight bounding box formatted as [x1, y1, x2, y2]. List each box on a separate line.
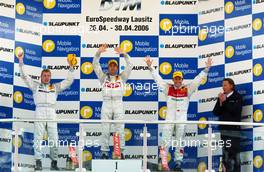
[188, 69, 208, 96]
[144, 56, 169, 94]
[18, 51, 38, 92]
[115, 47, 133, 83]
[55, 68, 74, 93]
[92, 44, 107, 84]
[55, 56, 75, 93]
[188, 57, 212, 96]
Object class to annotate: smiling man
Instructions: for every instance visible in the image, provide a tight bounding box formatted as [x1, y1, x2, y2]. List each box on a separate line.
[17, 51, 75, 171]
[145, 56, 212, 171]
[93, 44, 133, 159]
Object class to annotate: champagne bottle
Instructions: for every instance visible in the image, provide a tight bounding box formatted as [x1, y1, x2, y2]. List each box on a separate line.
[66, 155, 71, 170]
[219, 157, 223, 172]
[113, 133, 121, 159]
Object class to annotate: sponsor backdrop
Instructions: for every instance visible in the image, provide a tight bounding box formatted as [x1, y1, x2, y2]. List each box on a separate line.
[0, 0, 263, 171]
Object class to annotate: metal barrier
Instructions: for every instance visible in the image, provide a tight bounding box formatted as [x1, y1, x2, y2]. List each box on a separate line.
[2, 118, 263, 172]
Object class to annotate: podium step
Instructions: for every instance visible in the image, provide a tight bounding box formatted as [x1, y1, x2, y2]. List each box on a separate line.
[92, 159, 142, 172]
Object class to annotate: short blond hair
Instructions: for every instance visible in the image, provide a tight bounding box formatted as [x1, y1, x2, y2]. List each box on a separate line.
[41, 69, 51, 76]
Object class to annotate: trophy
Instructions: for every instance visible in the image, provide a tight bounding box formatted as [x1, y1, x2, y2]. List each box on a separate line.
[67, 54, 77, 66]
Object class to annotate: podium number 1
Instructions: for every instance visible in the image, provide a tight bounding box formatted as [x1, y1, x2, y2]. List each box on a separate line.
[115, 161, 118, 172]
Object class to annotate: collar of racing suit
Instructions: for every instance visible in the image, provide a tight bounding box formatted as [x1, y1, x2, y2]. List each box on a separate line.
[40, 83, 50, 86]
[106, 73, 120, 82]
[172, 84, 186, 89]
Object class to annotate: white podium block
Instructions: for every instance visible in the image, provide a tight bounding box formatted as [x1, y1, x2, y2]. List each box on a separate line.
[92, 160, 142, 172]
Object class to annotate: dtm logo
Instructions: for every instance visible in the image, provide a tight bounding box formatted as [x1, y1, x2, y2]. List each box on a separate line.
[13, 91, 23, 104]
[253, 18, 263, 31]
[254, 155, 263, 169]
[42, 40, 55, 53]
[254, 109, 263, 122]
[159, 62, 172, 75]
[159, 106, 167, 119]
[225, 45, 235, 58]
[225, 1, 234, 14]
[120, 40, 133, 53]
[43, 0, 56, 9]
[253, 63, 263, 77]
[16, 3, 25, 15]
[198, 117, 207, 130]
[81, 62, 93, 75]
[124, 128, 132, 141]
[99, 0, 141, 11]
[15, 47, 24, 58]
[80, 106, 93, 119]
[160, 18, 172, 32]
[123, 84, 133, 97]
[198, 29, 207, 41]
[83, 150, 93, 161]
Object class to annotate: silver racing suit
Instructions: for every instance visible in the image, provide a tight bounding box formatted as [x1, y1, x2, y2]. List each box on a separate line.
[93, 51, 133, 152]
[149, 66, 208, 161]
[19, 63, 74, 160]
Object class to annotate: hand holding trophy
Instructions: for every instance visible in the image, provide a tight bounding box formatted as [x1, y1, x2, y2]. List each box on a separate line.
[67, 54, 77, 67]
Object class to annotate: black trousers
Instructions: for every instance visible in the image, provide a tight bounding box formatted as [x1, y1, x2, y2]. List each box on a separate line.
[221, 130, 241, 172]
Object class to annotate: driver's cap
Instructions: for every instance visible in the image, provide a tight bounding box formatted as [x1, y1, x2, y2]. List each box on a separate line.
[173, 71, 183, 79]
[108, 59, 118, 66]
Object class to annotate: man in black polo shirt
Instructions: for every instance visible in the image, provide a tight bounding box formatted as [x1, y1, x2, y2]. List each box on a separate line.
[213, 78, 243, 172]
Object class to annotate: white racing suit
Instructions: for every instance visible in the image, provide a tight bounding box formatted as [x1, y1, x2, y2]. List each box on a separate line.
[150, 67, 208, 162]
[19, 63, 74, 160]
[93, 51, 133, 152]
